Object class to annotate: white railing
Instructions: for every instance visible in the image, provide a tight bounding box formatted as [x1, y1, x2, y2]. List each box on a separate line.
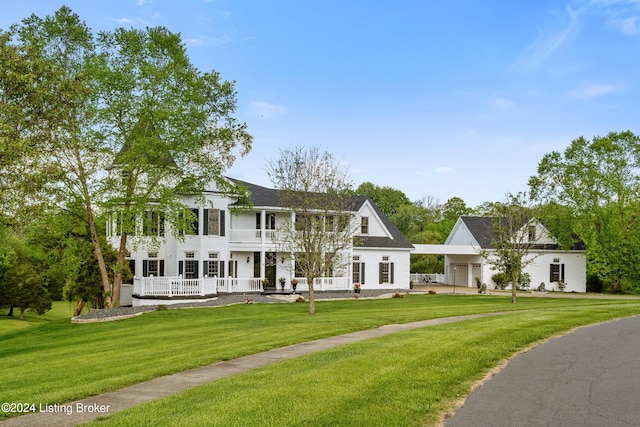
[134, 276, 218, 297]
[217, 278, 263, 293]
[409, 273, 445, 284]
[133, 275, 352, 297]
[229, 229, 280, 243]
[290, 277, 351, 291]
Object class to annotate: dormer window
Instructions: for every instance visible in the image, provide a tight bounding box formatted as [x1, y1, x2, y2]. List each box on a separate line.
[528, 225, 536, 242]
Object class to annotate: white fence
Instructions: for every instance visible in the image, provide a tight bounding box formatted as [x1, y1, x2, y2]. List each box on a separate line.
[134, 276, 218, 297]
[133, 276, 351, 297]
[410, 273, 445, 284]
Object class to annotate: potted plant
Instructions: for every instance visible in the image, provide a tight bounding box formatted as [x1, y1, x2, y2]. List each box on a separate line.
[278, 277, 286, 289]
[353, 283, 361, 293]
[291, 278, 298, 291]
[262, 278, 269, 289]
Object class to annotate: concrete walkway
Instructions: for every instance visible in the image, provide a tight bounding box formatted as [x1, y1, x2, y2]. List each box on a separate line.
[1, 311, 507, 427]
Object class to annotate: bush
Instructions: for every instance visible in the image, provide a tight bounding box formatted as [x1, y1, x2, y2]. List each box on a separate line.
[491, 272, 509, 290]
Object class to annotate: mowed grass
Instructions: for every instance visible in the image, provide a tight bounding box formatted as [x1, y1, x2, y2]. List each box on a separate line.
[2, 294, 640, 423]
[86, 304, 640, 427]
[0, 300, 76, 333]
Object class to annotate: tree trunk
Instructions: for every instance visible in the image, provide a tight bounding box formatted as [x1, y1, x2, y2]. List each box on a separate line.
[7, 304, 13, 317]
[86, 206, 112, 307]
[19, 307, 25, 320]
[308, 277, 315, 315]
[511, 278, 518, 304]
[74, 297, 84, 317]
[110, 233, 129, 307]
[75, 148, 113, 307]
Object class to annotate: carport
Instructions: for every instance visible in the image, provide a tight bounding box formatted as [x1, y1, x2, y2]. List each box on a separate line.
[411, 244, 484, 288]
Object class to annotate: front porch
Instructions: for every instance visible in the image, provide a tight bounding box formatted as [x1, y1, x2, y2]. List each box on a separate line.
[131, 276, 351, 306]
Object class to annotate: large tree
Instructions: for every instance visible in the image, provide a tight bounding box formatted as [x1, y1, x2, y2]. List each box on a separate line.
[266, 146, 358, 315]
[1, 7, 252, 307]
[529, 131, 640, 293]
[355, 182, 411, 217]
[485, 192, 538, 304]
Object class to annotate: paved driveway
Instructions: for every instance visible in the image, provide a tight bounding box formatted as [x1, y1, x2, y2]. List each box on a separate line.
[446, 315, 640, 427]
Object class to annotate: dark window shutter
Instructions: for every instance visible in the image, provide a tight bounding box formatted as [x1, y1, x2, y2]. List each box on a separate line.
[549, 265, 554, 282]
[220, 210, 226, 236]
[219, 261, 225, 278]
[159, 260, 165, 276]
[203, 209, 209, 235]
[194, 261, 199, 278]
[128, 259, 136, 277]
[179, 261, 183, 275]
[390, 263, 394, 284]
[192, 208, 199, 235]
[561, 264, 565, 282]
[203, 261, 209, 276]
[256, 213, 261, 229]
[379, 263, 383, 284]
[361, 263, 365, 284]
[143, 260, 148, 277]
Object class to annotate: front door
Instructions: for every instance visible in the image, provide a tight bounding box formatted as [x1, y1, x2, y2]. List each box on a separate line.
[265, 252, 277, 289]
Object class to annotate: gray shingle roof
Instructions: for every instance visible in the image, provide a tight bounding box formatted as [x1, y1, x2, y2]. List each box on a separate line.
[227, 178, 413, 250]
[460, 216, 584, 250]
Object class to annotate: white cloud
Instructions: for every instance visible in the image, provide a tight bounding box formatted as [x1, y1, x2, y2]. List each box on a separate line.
[417, 166, 454, 177]
[512, 5, 580, 72]
[609, 16, 640, 34]
[569, 82, 618, 98]
[113, 18, 135, 24]
[435, 166, 453, 174]
[184, 35, 233, 47]
[249, 101, 287, 119]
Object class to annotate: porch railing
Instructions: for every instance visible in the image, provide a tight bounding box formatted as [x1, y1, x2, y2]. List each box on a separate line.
[133, 276, 218, 297]
[133, 276, 351, 297]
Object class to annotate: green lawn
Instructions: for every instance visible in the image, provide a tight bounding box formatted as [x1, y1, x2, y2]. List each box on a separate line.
[0, 300, 75, 333]
[2, 295, 640, 425]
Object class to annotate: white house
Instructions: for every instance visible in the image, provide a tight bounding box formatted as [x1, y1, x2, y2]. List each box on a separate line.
[441, 216, 586, 292]
[108, 178, 414, 306]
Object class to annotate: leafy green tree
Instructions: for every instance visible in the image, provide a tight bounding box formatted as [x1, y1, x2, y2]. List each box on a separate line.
[266, 146, 358, 315]
[442, 196, 474, 222]
[355, 182, 411, 216]
[484, 192, 538, 304]
[530, 131, 640, 293]
[1, 230, 52, 319]
[1, 7, 252, 307]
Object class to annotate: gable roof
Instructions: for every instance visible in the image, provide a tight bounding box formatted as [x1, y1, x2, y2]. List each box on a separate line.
[227, 178, 413, 250]
[458, 216, 584, 251]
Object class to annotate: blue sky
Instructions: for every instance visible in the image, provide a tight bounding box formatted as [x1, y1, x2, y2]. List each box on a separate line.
[2, 1, 639, 208]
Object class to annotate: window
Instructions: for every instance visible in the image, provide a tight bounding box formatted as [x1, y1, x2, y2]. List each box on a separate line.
[528, 225, 536, 242]
[185, 252, 195, 259]
[361, 217, 369, 234]
[184, 260, 197, 279]
[550, 263, 565, 282]
[148, 252, 158, 258]
[142, 259, 164, 277]
[204, 209, 226, 236]
[379, 261, 394, 284]
[207, 260, 219, 277]
[353, 260, 365, 284]
[121, 169, 130, 186]
[143, 210, 165, 236]
[183, 209, 199, 235]
[266, 213, 276, 230]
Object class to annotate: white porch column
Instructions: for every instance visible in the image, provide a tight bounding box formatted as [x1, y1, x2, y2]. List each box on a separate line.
[468, 263, 473, 288]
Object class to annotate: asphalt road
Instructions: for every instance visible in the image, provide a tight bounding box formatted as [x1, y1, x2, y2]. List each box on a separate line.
[447, 315, 640, 427]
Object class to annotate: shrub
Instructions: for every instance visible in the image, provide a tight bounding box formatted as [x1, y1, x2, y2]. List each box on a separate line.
[491, 272, 509, 290]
